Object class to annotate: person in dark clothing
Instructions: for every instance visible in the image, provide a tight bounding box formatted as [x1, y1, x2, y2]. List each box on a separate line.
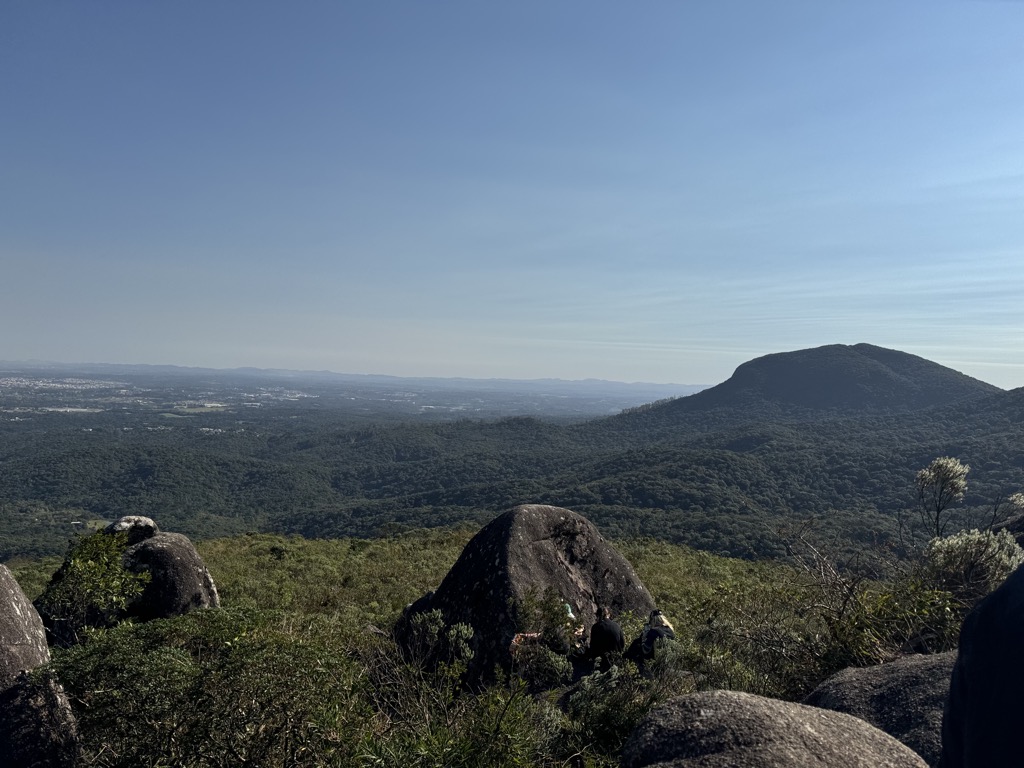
[641, 610, 675, 656]
[588, 607, 625, 667]
[625, 609, 676, 674]
[575, 607, 625, 673]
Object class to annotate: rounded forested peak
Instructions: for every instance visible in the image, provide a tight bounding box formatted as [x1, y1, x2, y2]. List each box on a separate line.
[677, 343, 999, 415]
[723, 343, 993, 409]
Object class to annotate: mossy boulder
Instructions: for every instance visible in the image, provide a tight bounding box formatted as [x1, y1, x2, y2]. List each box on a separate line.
[397, 504, 655, 683]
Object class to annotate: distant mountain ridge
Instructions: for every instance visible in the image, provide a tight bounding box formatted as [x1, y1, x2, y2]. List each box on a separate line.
[601, 344, 1002, 435]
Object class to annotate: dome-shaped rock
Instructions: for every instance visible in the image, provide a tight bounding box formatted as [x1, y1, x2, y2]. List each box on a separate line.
[623, 689, 928, 768]
[804, 652, 954, 767]
[397, 504, 655, 683]
[123, 531, 220, 621]
[36, 518, 220, 645]
[0, 567, 80, 767]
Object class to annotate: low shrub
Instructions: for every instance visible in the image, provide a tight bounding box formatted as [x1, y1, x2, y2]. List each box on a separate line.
[921, 528, 1024, 606]
[34, 531, 149, 647]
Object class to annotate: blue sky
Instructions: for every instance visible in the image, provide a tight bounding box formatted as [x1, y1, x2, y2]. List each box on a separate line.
[3, 2, 1023, 388]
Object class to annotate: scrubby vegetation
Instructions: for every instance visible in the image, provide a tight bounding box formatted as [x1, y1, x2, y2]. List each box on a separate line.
[921, 528, 1024, 607]
[9, 520, 1014, 767]
[33, 530, 150, 647]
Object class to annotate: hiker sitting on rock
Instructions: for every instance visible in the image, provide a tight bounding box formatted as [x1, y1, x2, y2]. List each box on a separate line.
[626, 609, 676, 672]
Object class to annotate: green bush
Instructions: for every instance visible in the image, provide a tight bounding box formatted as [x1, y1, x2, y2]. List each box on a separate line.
[50, 609, 366, 768]
[564, 665, 649, 756]
[511, 644, 573, 692]
[34, 531, 149, 646]
[921, 528, 1024, 606]
[356, 610, 572, 767]
[561, 659, 685, 760]
[509, 588, 581, 691]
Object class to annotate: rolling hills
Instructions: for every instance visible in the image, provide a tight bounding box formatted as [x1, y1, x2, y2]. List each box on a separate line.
[1, 344, 1021, 560]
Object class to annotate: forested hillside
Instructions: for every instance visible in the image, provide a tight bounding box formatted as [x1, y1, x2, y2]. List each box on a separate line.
[2, 345, 1021, 560]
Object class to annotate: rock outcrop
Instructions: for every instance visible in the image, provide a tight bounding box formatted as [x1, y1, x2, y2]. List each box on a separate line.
[121, 529, 220, 621]
[0, 670, 80, 768]
[104, 514, 160, 545]
[37, 516, 220, 644]
[804, 652, 954, 767]
[0, 565, 79, 767]
[103, 516, 220, 620]
[622, 689, 928, 768]
[0, 565, 50, 690]
[942, 562, 1024, 767]
[397, 504, 655, 682]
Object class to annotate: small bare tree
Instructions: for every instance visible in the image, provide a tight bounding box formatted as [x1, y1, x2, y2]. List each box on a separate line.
[975, 490, 1024, 532]
[916, 456, 970, 539]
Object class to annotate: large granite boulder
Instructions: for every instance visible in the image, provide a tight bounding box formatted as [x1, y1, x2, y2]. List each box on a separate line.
[942, 562, 1024, 767]
[804, 652, 954, 767]
[0, 566, 50, 690]
[0, 670, 80, 768]
[37, 516, 220, 644]
[0, 566, 79, 767]
[115, 520, 220, 621]
[622, 689, 929, 768]
[397, 504, 655, 683]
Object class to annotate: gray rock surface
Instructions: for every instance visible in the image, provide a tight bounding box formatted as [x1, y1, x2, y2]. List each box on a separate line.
[398, 504, 655, 682]
[942, 562, 1024, 767]
[0, 568, 80, 767]
[622, 689, 928, 768]
[0, 565, 50, 691]
[123, 531, 220, 621]
[804, 652, 954, 767]
[104, 514, 160, 545]
[0, 670, 80, 768]
[37, 517, 220, 643]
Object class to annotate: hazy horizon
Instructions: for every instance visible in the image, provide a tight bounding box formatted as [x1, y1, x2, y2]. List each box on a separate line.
[0, 355, 705, 387]
[2, 341, 1013, 393]
[4, 2, 1023, 388]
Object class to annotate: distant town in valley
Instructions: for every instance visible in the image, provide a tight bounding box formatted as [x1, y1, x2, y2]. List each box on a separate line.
[0, 361, 705, 422]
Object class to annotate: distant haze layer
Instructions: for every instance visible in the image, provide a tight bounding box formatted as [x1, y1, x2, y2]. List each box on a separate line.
[3, 3, 1024, 388]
